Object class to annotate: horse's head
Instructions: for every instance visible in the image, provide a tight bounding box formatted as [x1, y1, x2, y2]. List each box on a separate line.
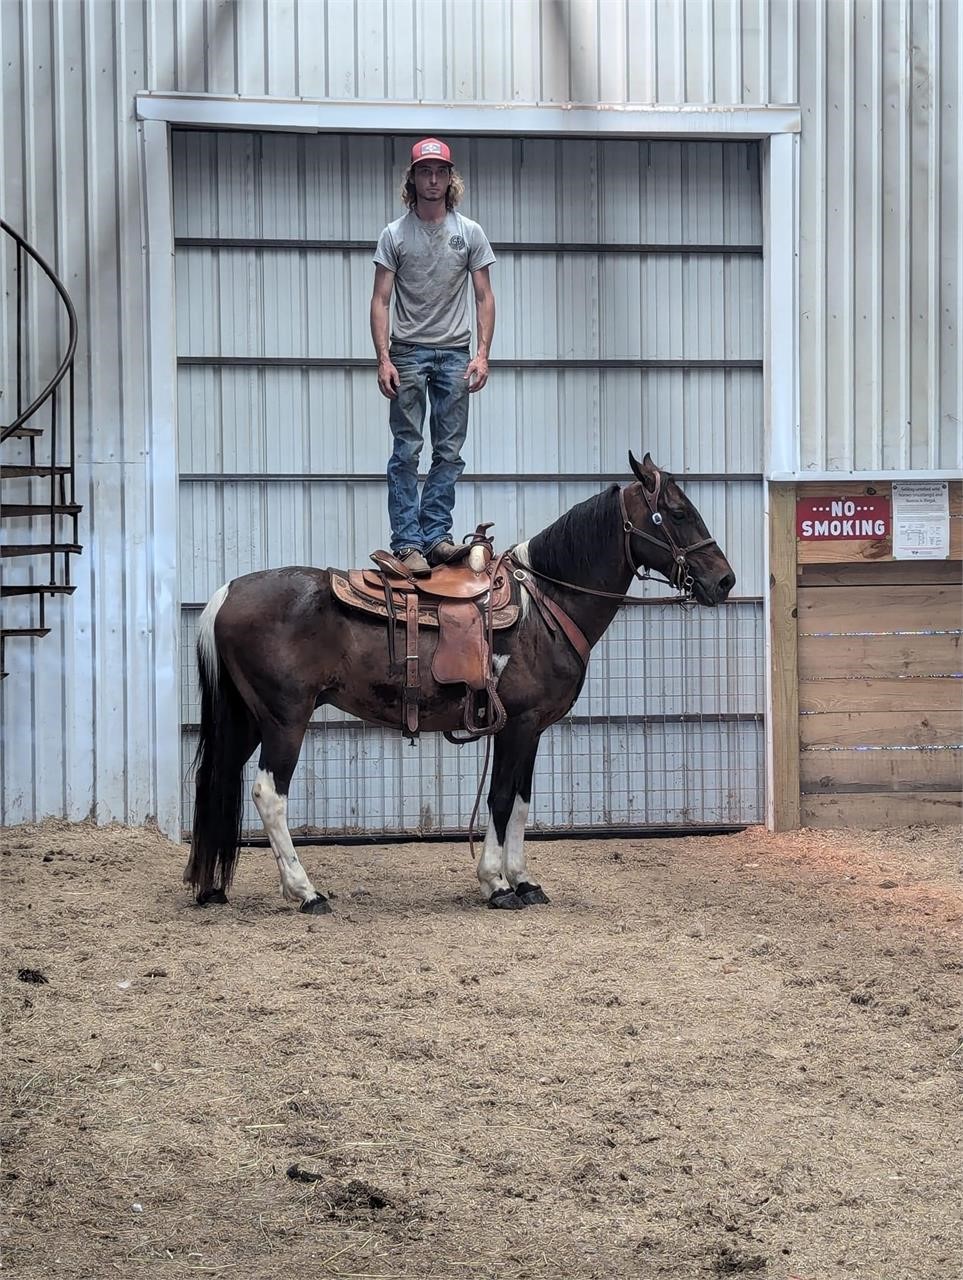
[624, 451, 735, 606]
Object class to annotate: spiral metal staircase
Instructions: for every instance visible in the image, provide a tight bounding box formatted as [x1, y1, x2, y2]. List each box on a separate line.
[1, 218, 82, 678]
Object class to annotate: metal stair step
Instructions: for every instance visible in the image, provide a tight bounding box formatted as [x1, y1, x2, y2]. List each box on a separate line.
[1, 584, 77, 598]
[1, 542, 83, 558]
[4, 426, 43, 438]
[2, 465, 71, 478]
[1, 627, 51, 638]
[2, 502, 83, 517]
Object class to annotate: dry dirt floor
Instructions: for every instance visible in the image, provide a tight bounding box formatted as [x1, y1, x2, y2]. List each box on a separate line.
[2, 819, 961, 1280]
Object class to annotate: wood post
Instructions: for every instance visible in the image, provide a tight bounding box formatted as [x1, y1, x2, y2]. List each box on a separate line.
[768, 484, 800, 830]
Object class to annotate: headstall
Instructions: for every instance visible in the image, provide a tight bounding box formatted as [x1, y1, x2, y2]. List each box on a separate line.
[617, 470, 719, 602]
[509, 471, 720, 615]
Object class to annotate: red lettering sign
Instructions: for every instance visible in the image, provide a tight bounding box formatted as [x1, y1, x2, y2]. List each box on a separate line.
[796, 496, 891, 540]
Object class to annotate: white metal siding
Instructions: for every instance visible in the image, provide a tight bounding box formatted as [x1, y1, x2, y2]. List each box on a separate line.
[797, 0, 962, 470]
[141, 1, 798, 105]
[1, 0, 959, 834]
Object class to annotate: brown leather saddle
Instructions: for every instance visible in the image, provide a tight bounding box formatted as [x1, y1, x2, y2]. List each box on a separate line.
[330, 525, 519, 741]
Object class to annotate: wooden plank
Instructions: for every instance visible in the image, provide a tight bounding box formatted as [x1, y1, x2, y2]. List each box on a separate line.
[800, 747, 963, 792]
[797, 531, 962, 563]
[797, 584, 962, 632]
[797, 632, 962, 679]
[768, 484, 799, 831]
[798, 677, 963, 713]
[797, 537, 893, 566]
[801, 792, 962, 828]
[799, 710, 963, 748]
[799, 561, 962, 587]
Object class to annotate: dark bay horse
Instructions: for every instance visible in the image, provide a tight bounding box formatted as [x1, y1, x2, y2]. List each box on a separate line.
[185, 452, 735, 914]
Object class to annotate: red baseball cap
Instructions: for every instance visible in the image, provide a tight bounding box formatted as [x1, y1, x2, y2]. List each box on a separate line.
[411, 137, 452, 166]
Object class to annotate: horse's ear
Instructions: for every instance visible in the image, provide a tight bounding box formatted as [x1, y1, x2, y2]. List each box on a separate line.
[629, 450, 658, 492]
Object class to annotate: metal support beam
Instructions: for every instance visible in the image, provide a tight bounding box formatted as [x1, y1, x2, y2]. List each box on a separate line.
[137, 94, 801, 139]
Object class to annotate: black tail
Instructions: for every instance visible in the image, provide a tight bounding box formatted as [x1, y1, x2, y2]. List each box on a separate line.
[184, 627, 254, 900]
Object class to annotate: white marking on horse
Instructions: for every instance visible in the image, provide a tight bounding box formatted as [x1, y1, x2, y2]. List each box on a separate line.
[504, 796, 530, 886]
[477, 821, 512, 899]
[477, 793, 529, 899]
[512, 541, 531, 618]
[252, 769, 321, 905]
[197, 583, 230, 683]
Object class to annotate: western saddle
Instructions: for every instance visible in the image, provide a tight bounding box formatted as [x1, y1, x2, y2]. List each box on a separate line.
[330, 525, 519, 742]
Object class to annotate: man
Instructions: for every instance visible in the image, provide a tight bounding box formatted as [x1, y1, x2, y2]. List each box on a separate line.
[370, 137, 496, 575]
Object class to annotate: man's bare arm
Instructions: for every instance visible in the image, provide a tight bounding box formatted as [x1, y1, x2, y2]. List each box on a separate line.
[466, 266, 495, 392]
[370, 265, 399, 399]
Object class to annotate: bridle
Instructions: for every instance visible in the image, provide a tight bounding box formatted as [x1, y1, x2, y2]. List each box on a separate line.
[507, 472, 720, 609]
[618, 470, 720, 600]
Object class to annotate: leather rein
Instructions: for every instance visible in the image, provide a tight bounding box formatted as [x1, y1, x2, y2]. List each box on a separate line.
[507, 472, 721, 664]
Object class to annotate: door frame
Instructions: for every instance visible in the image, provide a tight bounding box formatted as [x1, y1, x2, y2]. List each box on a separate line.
[137, 95, 801, 836]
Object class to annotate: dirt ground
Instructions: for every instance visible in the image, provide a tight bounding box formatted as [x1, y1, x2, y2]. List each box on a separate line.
[1, 819, 960, 1280]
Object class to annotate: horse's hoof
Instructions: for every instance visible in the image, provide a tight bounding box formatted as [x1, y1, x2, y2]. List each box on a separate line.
[515, 882, 550, 906]
[487, 887, 525, 910]
[300, 895, 332, 916]
[197, 888, 229, 906]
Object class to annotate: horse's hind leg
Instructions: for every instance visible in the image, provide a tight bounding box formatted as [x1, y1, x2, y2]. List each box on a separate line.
[479, 716, 550, 910]
[253, 718, 331, 916]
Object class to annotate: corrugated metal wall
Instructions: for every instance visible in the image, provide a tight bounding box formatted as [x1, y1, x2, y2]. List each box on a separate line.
[1, 0, 959, 832]
[172, 129, 765, 834]
[797, 0, 961, 471]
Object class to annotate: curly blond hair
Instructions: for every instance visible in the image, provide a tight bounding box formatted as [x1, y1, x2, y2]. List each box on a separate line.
[400, 164, 465, 211]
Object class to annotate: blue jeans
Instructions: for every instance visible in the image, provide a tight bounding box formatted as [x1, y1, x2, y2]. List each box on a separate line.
[386, 343, 470, 554]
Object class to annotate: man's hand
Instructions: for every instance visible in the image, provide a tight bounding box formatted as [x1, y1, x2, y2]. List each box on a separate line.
[465, 354, 489, 393]
[377, 358, 400, 399]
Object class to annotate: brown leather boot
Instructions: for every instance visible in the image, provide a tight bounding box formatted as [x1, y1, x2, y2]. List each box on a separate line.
[428, 539, 472, 566]
[397, 547, 431, 576]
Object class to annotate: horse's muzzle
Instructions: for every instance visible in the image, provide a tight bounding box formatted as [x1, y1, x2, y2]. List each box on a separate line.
[695, 569, 736, 607]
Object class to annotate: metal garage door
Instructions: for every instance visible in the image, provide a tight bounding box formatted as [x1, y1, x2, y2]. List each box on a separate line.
[173, 131, 764, 837]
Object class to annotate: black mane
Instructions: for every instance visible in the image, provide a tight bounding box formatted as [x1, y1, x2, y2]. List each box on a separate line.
[525, 484, 623, 584]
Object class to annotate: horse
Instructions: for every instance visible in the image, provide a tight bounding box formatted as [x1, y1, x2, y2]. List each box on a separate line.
[184, 451, 735, 915]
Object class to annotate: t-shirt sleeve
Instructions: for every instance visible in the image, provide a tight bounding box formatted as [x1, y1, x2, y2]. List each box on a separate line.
[467, 222, 496, 272]
[373, 226, 398, 272]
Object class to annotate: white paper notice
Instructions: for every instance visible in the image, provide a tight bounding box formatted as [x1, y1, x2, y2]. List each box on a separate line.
[891, 481, 950, 560]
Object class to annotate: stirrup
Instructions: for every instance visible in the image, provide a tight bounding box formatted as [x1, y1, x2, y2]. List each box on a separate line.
[445, 683, 507, 744]
[370, 549, 415, 579]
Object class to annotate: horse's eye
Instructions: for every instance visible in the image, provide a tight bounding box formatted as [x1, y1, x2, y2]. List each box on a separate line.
[668, 507, 687, 523]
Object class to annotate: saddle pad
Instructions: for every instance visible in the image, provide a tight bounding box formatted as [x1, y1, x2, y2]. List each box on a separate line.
[330, 572, 519, 631]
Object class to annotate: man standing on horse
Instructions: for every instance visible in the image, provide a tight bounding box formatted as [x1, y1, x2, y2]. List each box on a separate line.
[370, 137, 496, 576]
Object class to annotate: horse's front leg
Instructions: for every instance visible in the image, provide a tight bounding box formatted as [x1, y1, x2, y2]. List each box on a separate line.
[253, 722, 331, 916]
[479, 718, 550, 909]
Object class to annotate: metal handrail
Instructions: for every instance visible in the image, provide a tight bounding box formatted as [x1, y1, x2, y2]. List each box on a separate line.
[1, 217, 79, 442]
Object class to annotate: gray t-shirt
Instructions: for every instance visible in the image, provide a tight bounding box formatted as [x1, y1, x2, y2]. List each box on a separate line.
[373, 210, 495, 348]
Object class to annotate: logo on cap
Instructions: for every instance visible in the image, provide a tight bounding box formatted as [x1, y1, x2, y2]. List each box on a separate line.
[412, 137, 452, 165]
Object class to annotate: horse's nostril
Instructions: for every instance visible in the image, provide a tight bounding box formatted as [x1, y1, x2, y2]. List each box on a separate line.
[718, 573, 735, 598]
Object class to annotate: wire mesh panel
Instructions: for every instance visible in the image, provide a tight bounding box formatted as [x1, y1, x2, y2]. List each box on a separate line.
[180, 601, 763, 837]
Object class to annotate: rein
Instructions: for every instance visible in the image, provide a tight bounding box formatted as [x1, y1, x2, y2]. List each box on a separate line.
[466, 475, 718, 863]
